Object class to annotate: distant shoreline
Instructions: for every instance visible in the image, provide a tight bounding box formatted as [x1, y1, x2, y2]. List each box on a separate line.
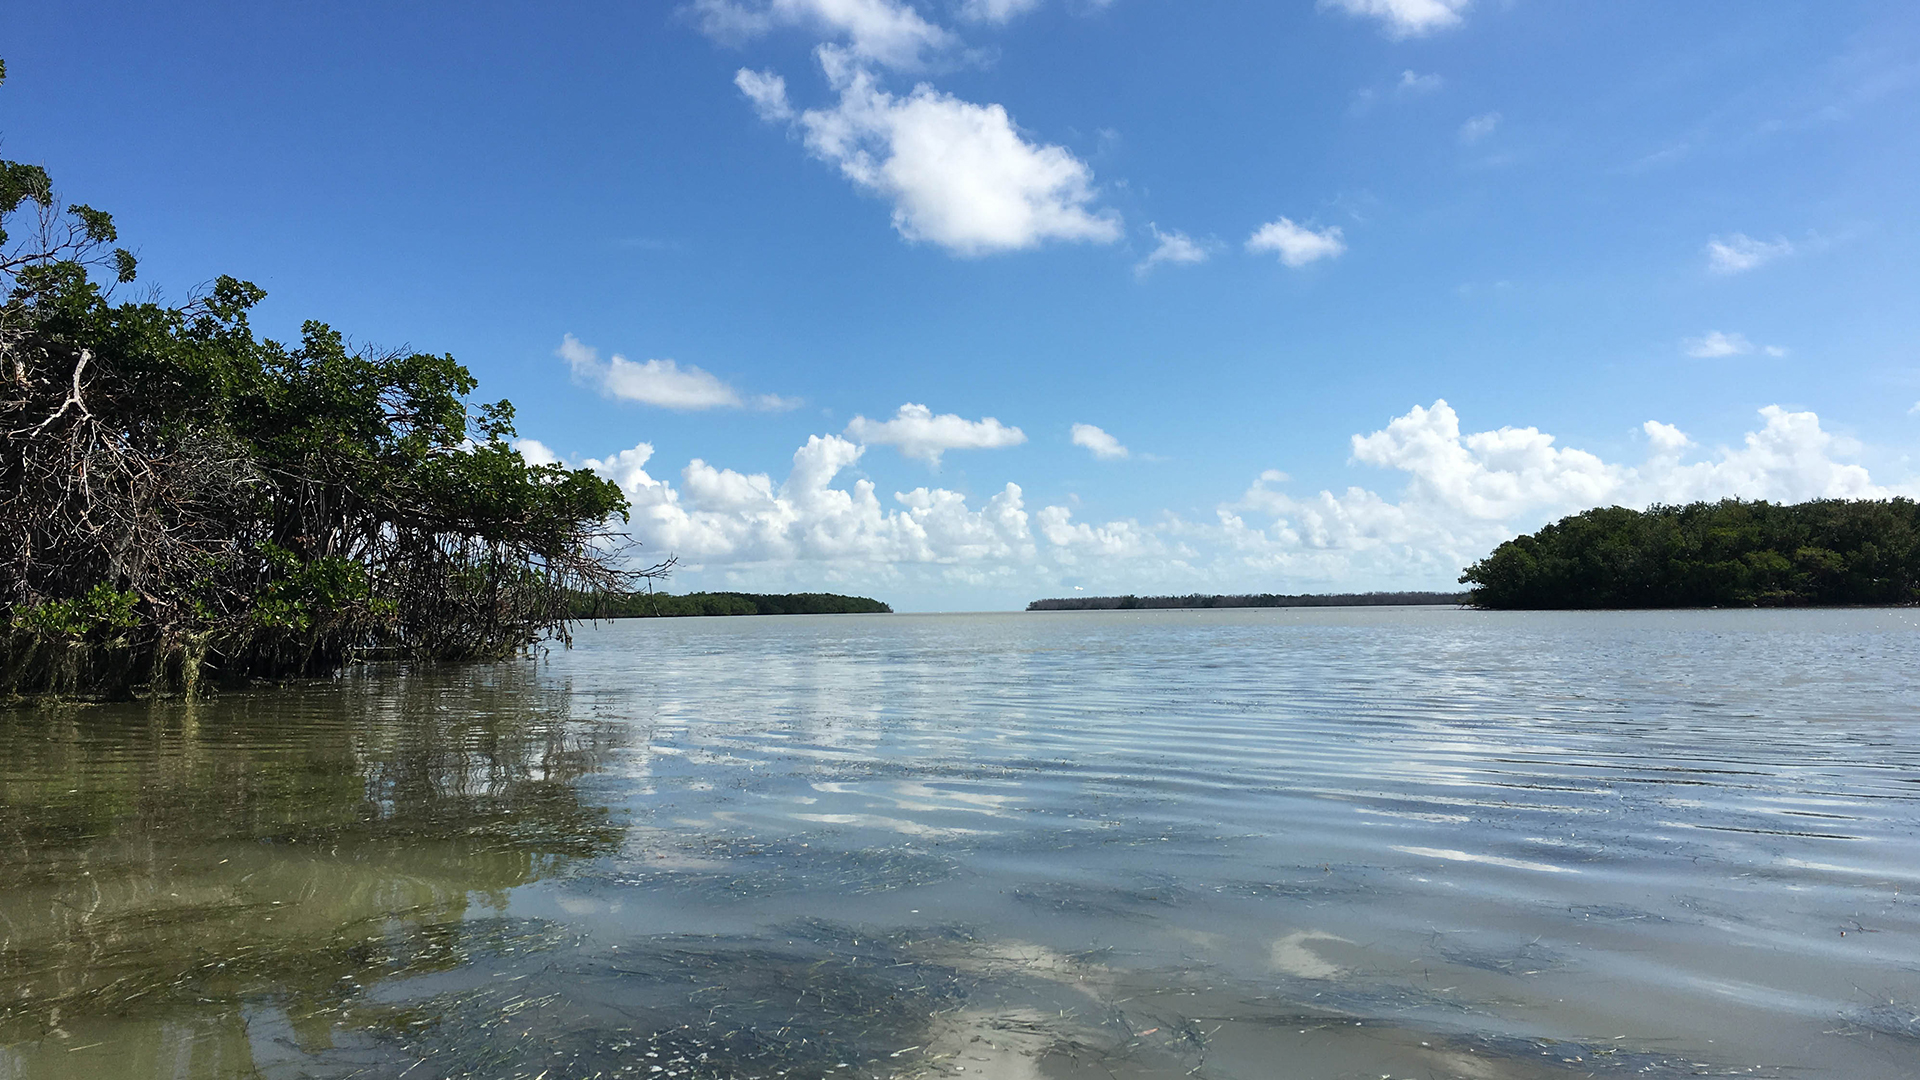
[580, 591, 892, 618]
[1026, 591, 1468, 611]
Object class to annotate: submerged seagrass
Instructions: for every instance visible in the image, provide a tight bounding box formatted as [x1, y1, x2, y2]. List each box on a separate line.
[0, 62, 656, 698]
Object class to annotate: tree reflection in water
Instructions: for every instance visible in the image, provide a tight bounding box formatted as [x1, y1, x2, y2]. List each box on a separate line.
[0, 662, 621, 1078]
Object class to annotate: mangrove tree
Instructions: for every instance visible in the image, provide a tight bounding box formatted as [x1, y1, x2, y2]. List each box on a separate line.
[1, 62, 661, 697]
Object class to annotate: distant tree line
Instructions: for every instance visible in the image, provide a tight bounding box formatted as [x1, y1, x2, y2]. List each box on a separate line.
[1, 63, 657, 698]
[1460, 498, 1920, 609]
[1027, 591, 1468, 611]
[579, 592, 892, 618]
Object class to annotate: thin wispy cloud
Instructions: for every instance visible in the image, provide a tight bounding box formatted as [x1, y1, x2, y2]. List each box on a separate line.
[1682, 331, 1784, 359]
[1457, 111, 1500, 145]
[1246, 218, 1346, 267]
[735, 67, 794, 121]
[1135, 223, 1208, 276]
[1353, 70, 1444, 114]
[560, 334, 798, 411]
[957, 0, 1043, 24]
[1706, 232, 1794, 275]
[1398, 70, 1444, 94]
[692, 0, 956, 70]
[1319, 0, 1471, 39]
[1683, 331, 1752, 358]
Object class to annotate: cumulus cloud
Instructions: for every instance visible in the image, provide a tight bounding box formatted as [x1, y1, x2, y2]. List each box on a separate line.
[580, 435, 1038, 570]
[513, 438, 561, 466]
[1246, 218, 1346, 267]
[1706, 232, 1794, 275]
[1135, 223, 1207, 276]
[1320, 0, 1471, 38]
[751, 48, 1121, 255]
[1641, 420, 1691, 456]
[1640, 406, 1883, 505]
[1220, 400, 1898, 585]
[845, 402, 1027, 465]
[1343, 400, 1624, 522]
[530, 399, 1904, 604]
[1457, 111, 1500, 144]
[1070, 422, 1129, 460]
[560, 334, 795, 411]
[1035, 505, 1159, 562]
[692, 0, 956, 70]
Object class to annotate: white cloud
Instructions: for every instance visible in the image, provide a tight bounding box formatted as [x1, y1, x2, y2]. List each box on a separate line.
[1135, 223, 1207, 276]
[755, 48, 1121, 255]
[1706, 232, 1794, 275]
[1246, 218, 1346, 267]
[1641, 420, 1691, 456]
[1342, 400, 1624, 522]
[1457, 111, 1500, 144]
[844, 402, 1027, 465]
[1320, 0, 1471, 38]
[1036, 505, 1158, 561]
[561, 335, 742, 410]
[1398, 70, 1444, 94]
[514, 438, 561, 466]
[581, 435, 1037, 570]
[735, 68, 794, 122]
[753, 392, 806, 411]
[1638, 406, 1883, 505]
[532, 399, 1905, 605]
[1683, 330, 1753, 358]
[692, 0, 956, 70]
[1220, 400, 1898, 586]
[1910, 401, 1920, 417]
[958, 0, 1042, 23]
[560, 334, 797, 411]
[1070, 422, 1129, 460]
[1682, 331, 1786, 359]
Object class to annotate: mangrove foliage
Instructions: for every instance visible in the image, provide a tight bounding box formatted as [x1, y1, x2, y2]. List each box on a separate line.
[1, 63, 658, 698]
[1460, 498, 1920, 609]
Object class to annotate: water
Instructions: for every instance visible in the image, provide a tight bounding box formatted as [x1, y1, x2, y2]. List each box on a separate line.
[3, 608, 1918, 1079]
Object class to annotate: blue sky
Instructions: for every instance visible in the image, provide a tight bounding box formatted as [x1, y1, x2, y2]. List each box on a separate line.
[9, 1, 1920, 608]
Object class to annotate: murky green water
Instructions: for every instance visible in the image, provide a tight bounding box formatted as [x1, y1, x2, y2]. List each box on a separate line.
[3, 608, 1918, 1079]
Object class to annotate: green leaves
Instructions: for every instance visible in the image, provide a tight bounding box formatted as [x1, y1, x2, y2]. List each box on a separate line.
[1462, 498, 1920, 608]
[2, 115, 643, 696]
[0, 160, 52, 215]
[9, 586, 143, 640]
[66, 203, 117, 244]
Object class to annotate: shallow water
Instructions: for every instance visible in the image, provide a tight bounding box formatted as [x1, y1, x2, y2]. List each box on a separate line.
[3, 607, 1918, 1079]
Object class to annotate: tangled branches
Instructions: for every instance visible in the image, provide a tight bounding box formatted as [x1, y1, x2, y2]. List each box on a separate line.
[1, 101, 663, 698]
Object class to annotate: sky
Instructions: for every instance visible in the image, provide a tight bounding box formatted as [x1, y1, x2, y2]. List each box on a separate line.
[8, 0, 1920, 609]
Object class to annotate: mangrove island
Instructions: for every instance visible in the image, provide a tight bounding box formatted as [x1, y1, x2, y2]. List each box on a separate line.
[1460, 497, 1920, 608]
